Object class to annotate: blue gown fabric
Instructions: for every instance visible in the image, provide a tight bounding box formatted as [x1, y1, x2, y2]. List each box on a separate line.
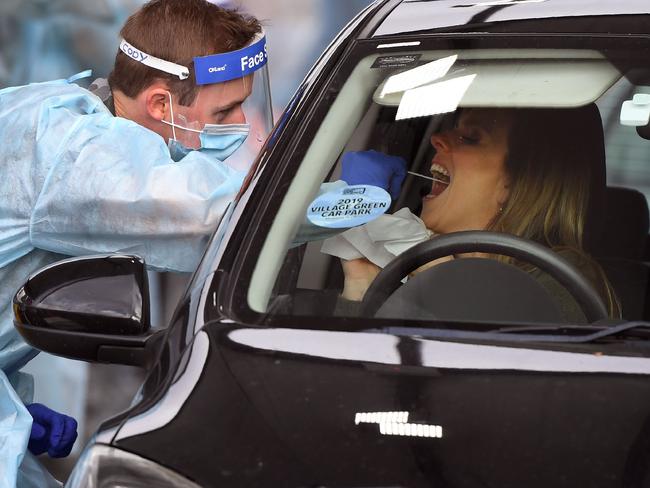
[0, 77, 246, 487]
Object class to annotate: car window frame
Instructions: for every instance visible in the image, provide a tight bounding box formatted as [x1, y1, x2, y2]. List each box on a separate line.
[208, 32, 650, 333]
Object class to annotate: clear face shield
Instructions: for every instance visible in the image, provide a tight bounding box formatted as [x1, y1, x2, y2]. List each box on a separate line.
[119, 31, 273, 169]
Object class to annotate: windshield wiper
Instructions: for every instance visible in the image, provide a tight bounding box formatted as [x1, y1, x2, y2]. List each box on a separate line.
[493, 321, 650, 344]
[371, 322, 650, 344]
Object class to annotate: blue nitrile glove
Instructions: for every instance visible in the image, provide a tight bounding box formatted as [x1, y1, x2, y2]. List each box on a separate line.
[26, 403, 78, 458]
[340, 150, 407, 199]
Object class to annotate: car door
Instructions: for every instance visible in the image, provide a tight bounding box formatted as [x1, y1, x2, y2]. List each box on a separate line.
[168, 28, 650, 488]
[216, 323, 650, 488]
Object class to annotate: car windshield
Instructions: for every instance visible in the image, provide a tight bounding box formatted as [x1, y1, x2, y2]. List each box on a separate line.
[241, 36, 650, 331]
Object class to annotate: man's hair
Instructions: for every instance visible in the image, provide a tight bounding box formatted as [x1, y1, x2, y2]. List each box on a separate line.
[108, 0, 262, 106]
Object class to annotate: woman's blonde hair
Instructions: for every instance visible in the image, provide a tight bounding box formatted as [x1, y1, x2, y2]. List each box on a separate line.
[486, 106, 620, 317]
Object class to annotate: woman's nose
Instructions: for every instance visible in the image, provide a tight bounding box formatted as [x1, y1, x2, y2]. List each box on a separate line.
[430, 131, 452, 153]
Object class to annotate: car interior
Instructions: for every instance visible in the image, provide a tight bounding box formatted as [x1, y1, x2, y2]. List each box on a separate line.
[245, 47, 650, 327]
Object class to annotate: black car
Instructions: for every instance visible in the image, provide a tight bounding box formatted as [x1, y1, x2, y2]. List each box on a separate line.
[13, 1, 650, 486]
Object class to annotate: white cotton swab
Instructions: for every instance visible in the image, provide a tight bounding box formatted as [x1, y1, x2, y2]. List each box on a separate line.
[407, 171, 448, 184]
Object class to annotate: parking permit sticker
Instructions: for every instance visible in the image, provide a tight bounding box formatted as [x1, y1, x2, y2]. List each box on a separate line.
[307, 185, 391, 228]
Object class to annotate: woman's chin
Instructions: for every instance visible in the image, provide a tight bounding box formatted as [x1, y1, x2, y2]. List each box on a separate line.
[420, 191, 450, 233]
[419, 210, 439, 232]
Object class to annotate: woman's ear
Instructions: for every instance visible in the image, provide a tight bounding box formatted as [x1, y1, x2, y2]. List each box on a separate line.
[497, 176, 511, 207]
[144, 87, 171, 122]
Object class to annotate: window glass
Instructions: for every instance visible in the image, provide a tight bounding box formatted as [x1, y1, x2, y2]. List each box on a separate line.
[245, 41, 650, 327]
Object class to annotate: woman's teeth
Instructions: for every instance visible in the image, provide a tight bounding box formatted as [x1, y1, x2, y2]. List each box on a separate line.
[424, 163, 450, 199]
[430, 163, 450, 184]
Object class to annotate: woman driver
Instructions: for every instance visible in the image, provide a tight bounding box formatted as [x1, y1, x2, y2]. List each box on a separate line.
[341, 106, 620, 321]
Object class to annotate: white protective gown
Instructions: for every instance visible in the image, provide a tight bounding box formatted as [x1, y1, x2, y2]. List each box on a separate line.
[0, 76, 246, 487]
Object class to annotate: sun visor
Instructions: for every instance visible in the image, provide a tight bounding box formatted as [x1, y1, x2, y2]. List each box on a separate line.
[373, 50, 621, 110]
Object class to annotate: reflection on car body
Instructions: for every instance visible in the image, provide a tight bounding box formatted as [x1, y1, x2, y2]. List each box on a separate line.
[12, 0, 650, 486]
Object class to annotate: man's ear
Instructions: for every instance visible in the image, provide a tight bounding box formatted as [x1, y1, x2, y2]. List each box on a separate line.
[144, 87, 171, 122]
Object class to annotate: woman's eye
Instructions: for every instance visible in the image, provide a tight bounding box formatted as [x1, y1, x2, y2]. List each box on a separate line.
[458, 134, 480, 145]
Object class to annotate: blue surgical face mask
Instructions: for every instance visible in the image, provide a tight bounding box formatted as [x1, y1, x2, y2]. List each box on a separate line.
[163, 91, 250, 162]
[166, 124, 250, 162]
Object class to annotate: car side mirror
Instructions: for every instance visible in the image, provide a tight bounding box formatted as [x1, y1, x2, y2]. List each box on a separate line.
[14, 254, 163, 368]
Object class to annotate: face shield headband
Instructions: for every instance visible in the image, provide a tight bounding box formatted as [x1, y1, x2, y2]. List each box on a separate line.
[118, 30, 268, 85]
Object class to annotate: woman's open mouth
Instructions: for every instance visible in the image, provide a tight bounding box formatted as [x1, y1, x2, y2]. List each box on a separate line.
[425, 163, 450, 199]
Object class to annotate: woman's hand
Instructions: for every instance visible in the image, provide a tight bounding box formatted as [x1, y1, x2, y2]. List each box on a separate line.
[341, 258, 381, 301]
[341, 256, 454, 301]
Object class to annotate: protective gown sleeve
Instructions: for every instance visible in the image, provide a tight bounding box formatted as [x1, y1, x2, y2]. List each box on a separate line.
[28, 103, 246, 273]
[0, 371, 61, 486]
[0, 369, 29, 488]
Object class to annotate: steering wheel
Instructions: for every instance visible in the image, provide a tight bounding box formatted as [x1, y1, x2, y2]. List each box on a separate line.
[360, 231, 608, 323]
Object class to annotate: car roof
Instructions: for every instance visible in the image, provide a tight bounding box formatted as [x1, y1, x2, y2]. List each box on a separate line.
[365, 0, 650, 38]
